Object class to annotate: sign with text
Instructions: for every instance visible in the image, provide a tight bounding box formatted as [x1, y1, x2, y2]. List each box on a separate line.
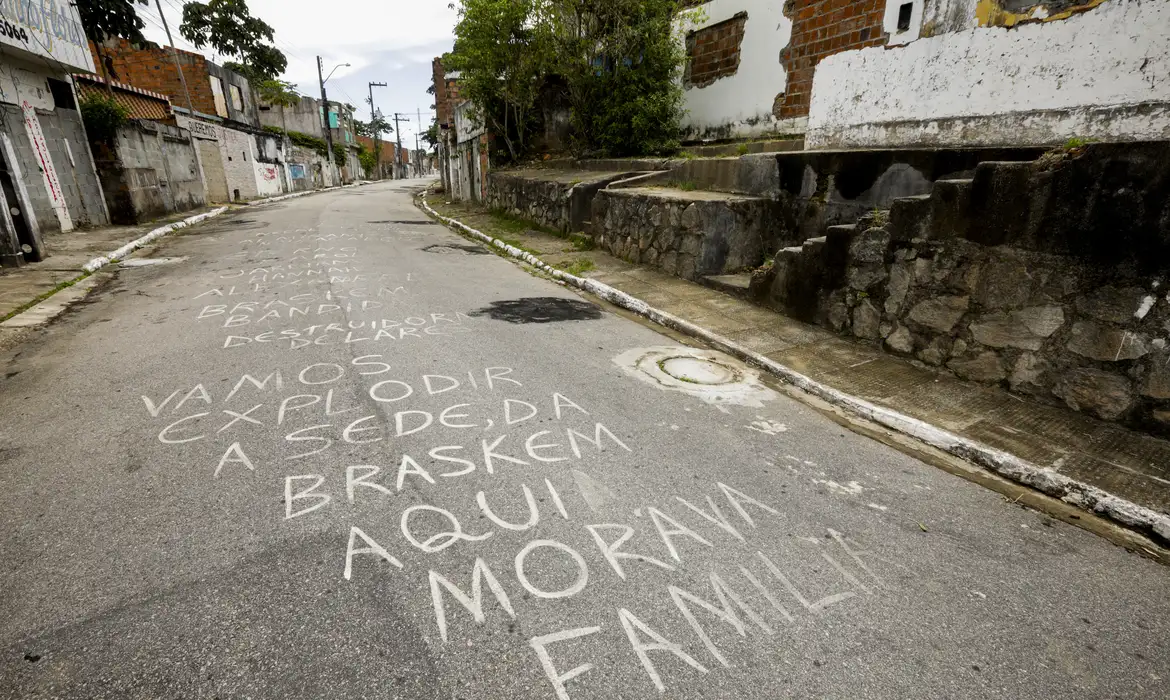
[0, 0, 95, 73]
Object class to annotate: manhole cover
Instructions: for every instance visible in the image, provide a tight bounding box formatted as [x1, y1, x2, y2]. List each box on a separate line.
[614, 346, 776, 408]
[658, 356, 740, 385]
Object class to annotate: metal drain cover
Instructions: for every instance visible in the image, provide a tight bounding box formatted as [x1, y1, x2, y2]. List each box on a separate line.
[614, 346, 777, 408]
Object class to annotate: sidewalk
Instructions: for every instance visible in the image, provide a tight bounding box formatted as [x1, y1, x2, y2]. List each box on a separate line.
[0, 207, 221, 321]
[0, 182, 374, 339]
[422, 193, 1170, 557]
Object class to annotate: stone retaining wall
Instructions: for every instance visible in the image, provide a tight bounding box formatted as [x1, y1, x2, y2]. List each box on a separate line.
[757, 142, 1170, 434]
[487, 170, 636, 234]
[594, 188, 787, 281]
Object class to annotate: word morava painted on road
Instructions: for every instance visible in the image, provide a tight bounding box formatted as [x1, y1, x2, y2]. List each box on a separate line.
[138, 357, 893, 698]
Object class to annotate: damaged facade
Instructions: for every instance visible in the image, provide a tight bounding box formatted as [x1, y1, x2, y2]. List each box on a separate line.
[0, 0, 108, 266]
[679, 0, 1168, 146]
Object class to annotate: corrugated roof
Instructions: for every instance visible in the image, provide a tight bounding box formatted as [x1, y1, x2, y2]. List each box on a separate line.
[73, 74, 172, 121]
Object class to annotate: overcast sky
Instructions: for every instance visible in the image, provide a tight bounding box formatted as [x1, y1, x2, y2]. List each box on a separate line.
[138, 0, 458, 149]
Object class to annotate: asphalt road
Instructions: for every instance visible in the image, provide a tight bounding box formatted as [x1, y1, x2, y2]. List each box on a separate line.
[1, 180, 1167, 699]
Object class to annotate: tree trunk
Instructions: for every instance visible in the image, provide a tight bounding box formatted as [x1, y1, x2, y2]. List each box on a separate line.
[95, 43, 114, 96]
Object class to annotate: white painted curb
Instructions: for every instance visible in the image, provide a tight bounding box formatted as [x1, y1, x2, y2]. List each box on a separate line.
[418, 197, 1170, 546]
[81, 181, 372, 273]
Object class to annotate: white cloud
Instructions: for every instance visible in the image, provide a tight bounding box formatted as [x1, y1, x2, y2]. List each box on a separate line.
[137, 0, 457, 146]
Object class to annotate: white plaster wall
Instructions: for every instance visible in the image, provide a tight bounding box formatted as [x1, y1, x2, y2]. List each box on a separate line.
[218, 126, 260, 200]
[678, 0, 799, 139]
[807, 0, 1170, 149]
[884, 0, 925, 46]
[923, 0, 979, 34]
[253, 133, 283, 197]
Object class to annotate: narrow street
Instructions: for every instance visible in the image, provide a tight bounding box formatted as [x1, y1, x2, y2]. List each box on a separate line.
[1, 180, 1167, 699]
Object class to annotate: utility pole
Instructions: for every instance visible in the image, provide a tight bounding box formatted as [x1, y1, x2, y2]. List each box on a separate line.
[154, 0, 207, 203]
[155, 0, 194, 116]
[317, 57, 335, 186]
[416, 107, 423, 177]
[393, 113, 405, 179]
[368, 82, 386, 179]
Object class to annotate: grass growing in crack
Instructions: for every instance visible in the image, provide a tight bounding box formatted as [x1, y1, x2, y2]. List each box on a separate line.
[497, 238, 541, 255]
[570, 236, 596, 251]
[488, 208, 561, 237]
[677, 180, 698, 191]
[488, 209, 532, 234]
[563, 258, 595, 276]
[0, 272, 92, 323]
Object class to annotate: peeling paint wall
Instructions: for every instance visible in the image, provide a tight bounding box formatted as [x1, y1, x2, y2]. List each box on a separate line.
[807, 0, 1170, 149]
[679, 0, 798, 140]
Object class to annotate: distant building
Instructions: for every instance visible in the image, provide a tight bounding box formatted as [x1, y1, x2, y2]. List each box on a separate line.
[0, 2, 108, 266]
[356, 134, 396, 179]
[89, 38, 300, 200]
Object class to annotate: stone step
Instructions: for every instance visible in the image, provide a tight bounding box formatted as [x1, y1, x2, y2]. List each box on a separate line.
[682, 138, 805, 158]
[928, 178, 973, 240]
[701, 273, 752, 298]
[888, 194, 932, 242]
[823, 224, 861, 289]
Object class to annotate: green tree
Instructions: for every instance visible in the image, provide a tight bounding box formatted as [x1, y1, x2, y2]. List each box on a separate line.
[77, 0, 151, 87]
[548, 0, 686, 157]
[446, 0, 687, 159]
[355, 116, 392, 139]
[180, 0, 288, 81]
[255, 79, 300, 108]
[421, 120, 440, 151]
[357, 144, 377, 177]
[446, 0, 551, 162]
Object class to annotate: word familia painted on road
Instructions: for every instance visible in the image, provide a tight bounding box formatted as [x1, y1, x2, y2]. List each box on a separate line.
[138, 358, 892, 698]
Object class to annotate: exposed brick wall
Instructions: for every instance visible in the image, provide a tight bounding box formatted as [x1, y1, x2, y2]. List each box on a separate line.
[778, 0, 888, 119]
[356, 135, 397, 165]
[432, 58, 448, 127]
[685, 12, 748, 89]
[91, 39, 218, 117]
[432, 57, 463, 130]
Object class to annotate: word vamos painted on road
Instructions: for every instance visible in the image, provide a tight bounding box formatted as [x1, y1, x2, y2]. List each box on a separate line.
[135, 358, 895, 696]
[140, 361, 630, 477]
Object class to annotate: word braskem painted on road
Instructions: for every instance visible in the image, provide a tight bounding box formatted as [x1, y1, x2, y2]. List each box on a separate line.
[138, 358, 894, 698]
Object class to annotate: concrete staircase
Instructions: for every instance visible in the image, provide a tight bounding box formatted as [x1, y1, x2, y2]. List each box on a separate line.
[752, 174, 977, 321]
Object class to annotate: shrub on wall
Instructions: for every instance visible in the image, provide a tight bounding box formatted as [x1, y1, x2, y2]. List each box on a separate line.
[80, 94, 130, 144]
[266, 125, 331, 159]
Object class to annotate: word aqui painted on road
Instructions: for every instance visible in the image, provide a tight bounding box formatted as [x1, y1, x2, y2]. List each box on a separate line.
[137, 357, 895, 698]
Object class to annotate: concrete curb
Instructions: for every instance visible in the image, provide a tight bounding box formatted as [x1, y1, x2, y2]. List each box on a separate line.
[81, 181, 372, 274]
[417, 196, 1170, 548]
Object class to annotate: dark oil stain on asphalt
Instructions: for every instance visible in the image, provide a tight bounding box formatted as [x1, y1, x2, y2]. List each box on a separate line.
[471, 297, 602, 324]
[421, 243, 490, 256]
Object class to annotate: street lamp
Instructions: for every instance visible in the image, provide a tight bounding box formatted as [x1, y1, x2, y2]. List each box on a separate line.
[316, 58, 352, 186]
[324, 63, 350, 85]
